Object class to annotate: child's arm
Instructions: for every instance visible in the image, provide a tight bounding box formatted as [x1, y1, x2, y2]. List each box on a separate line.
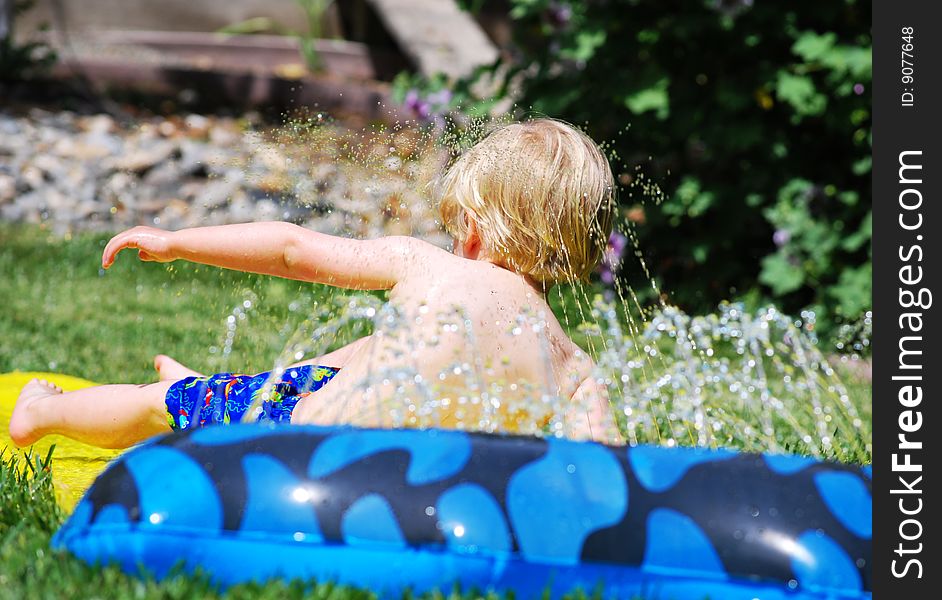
[102, 223, 428, 290]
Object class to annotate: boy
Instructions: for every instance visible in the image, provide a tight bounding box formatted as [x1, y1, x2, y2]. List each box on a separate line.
[9, 118, 620, 449]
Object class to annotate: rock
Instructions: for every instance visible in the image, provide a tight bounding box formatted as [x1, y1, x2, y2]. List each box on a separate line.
[41, 187, 71, 212]
[253, 199, 280, 222]
[0, 201, 25, 222]
[201, 147, 239, 176]
[107, 139, 177, 174]
[1, 109, 449, 251]
[253, 172, 291, 195]
[177, 140, 210, 176]
[74, 199, 111, 220]
[227, 194, 258, 223]
[78, 114, 116, 135]
[156, 198, 192, 229]
[101, 171, 137, 210]
[21, 165, 47, 191]
[209, 124, 241, 146]
[157, 120, 178, 138]
[3, 192, 41, 223]
[143, 161, 186, 187]
[0, 174, 15, 204]
[309, 162, 339, 190]
[292, 177, 332, 213]
[364, 0, 498, 79]
[52, 136, 107, 161]
[184, 114, 211, 137]
[255, 145, 289, 172]
[193, 172, 245, 210]
[31, 154, 68, 181]
[0, 115, 22, 137]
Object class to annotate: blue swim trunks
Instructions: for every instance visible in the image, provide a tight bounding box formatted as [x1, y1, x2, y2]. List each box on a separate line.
[164, 365, 340, 431]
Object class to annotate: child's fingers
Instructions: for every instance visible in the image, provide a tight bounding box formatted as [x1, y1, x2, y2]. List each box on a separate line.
[102, 226, 171, 268]
[102, 231, 138, 268]
[101, 234, 123, 268]
[102, 236, 126, 268]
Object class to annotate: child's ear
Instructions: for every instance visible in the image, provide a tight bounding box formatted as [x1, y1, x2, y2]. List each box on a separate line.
[462, 216, 482, 259]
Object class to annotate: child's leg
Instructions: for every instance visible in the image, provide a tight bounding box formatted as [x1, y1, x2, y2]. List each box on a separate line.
[154, 354, 205, 380]
[150, 335, 370, 384]
[288, 335, 372, 369]
[9, 378, 173, 449]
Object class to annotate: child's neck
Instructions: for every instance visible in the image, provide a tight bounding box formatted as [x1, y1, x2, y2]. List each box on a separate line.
[475, 252, 549, 297]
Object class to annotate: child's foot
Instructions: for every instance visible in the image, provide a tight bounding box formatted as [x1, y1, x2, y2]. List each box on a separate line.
[8, 378, 61, 447]
[154, 355, 204, 380]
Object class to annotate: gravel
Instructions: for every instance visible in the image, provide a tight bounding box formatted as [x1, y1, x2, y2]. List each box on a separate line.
[0, 108, 452, 248]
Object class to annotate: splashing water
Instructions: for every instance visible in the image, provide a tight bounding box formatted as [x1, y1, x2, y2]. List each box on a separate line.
[590, 301, 869, 460]
[207, 292, 259, 372]
[213, 110, 869, 463]
[235, 293, 869, 462]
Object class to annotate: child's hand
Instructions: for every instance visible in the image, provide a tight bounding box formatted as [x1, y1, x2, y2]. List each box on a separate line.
[102, 226, 176, 269]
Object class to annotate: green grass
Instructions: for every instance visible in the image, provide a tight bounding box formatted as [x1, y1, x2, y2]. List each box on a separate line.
[1, 451, 517, 600]
[0, 224, 870, 598]
[0, 224, 357, 382]
[0, 224, 402, 598]
[0, 225, 613, 599]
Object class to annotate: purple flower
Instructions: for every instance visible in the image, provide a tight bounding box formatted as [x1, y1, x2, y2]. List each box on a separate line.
[427, 89, 453, 108]
[773, 229, 791, 247]
[599, 231, 628, 285]
[545, 2, 573, 30]
[853, 83, 865, 95]
[607, 231, 628, 257]
[600, 264, 614, 285]
[404, 89, 432, 120]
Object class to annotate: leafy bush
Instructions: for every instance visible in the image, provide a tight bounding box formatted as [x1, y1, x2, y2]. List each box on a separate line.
[0, 0, 56, 82]
[451, 0, 872, 345]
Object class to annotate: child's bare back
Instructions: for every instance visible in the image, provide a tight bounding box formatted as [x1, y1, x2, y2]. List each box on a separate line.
[291, 239, 603, 433]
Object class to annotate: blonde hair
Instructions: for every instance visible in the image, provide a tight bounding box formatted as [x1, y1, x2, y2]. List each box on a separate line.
[438, 118, 615, 285]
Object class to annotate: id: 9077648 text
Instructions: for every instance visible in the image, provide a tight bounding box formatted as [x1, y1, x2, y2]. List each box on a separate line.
[901, 27, 914, 107]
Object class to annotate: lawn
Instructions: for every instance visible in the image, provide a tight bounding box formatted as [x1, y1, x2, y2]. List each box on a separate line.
[0, 224, 590, 599]
[0, 224, 870, 599]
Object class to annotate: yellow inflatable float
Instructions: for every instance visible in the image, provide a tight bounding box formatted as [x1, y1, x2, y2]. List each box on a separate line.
[0, 372, 123, 510]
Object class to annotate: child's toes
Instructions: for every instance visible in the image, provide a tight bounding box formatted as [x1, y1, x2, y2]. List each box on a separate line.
[36, 379, 64, 394]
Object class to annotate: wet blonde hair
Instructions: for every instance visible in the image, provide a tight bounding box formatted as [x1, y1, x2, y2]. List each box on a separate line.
[438, 118, 615, 285]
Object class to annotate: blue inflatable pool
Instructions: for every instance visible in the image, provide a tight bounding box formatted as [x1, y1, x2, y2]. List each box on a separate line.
[54, 425, 872, 599]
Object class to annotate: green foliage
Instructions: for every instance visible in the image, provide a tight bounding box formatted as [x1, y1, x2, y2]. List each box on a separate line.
[215, 1, 332, 73]
[0, 447, 62, 533]
[390, 69, 505, 130]
[469, 0, 872, 345]
[0, 0, 57, 82]
[295, 0, 334, 72]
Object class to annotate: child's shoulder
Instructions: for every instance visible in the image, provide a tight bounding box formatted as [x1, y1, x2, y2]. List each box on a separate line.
[383, 236, 452, 260]
[374, 235, 457, 276]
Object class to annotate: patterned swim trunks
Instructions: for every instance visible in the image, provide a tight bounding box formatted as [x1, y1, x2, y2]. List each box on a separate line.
[164, 365, 340, 431]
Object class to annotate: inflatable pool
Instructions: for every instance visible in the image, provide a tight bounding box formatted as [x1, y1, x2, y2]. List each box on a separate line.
[54, 425, 872, 599]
